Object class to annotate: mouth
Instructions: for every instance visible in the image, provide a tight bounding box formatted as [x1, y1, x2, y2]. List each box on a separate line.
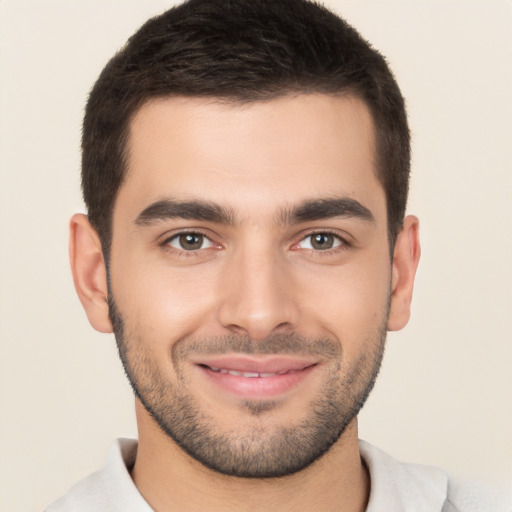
[193, 356, 318, 399]
[201, 365, 306, 378]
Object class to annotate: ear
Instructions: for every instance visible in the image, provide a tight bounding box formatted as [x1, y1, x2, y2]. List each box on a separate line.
[387, 215, 421, 332]
[69, 213, 113, 333]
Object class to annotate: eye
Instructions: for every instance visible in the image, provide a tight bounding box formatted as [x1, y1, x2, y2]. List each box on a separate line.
[297, 232, 345, 251]
[166, 232, 215, 251]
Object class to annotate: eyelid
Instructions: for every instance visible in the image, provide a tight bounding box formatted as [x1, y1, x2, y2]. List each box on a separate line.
[168, 233, 215, 250]
[292, 229, 352, 251]
[159, 228, 221, 252]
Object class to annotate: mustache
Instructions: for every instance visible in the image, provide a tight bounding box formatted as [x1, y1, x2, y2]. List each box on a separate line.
[172, 332, 342, 361]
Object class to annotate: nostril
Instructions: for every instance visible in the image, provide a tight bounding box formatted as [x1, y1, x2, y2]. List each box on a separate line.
[224, 324, 250, 337]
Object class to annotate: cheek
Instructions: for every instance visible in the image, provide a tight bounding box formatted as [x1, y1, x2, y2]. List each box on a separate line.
[296, 254, 391, 348]
[111, 258, 220, 344]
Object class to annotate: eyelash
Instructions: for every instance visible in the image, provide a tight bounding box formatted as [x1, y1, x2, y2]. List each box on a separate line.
[295, 230, 350, 252]
[160, 229, 351, 257]
[160, 230, 218, 257]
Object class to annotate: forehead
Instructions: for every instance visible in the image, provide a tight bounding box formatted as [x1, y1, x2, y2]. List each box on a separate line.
[118, 94, 384, 223]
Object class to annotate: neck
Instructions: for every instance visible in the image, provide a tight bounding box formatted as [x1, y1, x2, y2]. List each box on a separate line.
[131, 401, 369, 512]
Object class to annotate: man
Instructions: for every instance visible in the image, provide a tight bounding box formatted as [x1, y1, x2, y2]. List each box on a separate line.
[45, 0, 507, 510]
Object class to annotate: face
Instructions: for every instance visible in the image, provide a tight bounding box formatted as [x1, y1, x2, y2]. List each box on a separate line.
[108, 94, 393, 477]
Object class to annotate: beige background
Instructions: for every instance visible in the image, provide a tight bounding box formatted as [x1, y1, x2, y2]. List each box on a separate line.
[1, 1, 511, 510]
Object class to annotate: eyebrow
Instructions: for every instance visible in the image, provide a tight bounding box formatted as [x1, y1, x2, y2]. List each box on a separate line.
[135, 199, 235, 226]
[280, 197, 375, 225]
[134, 196, 374, 227]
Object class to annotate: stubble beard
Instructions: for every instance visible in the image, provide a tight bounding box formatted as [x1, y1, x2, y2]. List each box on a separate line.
[109, 296, 387, 479]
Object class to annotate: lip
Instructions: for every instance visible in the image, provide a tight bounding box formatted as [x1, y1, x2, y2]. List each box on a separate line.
[193, 356, 318, 400]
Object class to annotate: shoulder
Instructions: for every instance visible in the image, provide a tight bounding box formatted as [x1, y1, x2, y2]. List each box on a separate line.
[359, 440, 511, 512]
[44, 439, 152, 512]
[443, 477, 512, 512]
[44, 468, 110, 512]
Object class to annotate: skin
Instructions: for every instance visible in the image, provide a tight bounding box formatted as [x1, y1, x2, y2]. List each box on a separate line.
[70, 94, 420, 512]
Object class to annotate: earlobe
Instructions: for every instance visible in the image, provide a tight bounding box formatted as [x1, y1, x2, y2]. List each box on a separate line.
[387, 215, 421, 332]
[69, 213, 113, 333]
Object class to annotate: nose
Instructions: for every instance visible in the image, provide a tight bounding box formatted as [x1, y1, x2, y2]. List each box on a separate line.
[217, 245, 299, 340]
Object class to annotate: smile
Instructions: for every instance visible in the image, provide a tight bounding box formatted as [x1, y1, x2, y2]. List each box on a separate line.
[194, 358, 318, 399]
[203, 365, 307, 378]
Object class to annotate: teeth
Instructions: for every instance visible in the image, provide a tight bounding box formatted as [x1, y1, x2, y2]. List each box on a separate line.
[240, 371, 260, 378]
[226, 370, 266, 378]
[206, 366, 292, 378]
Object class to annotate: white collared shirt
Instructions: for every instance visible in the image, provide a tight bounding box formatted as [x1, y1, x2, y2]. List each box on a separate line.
[45, 438, 510, 511]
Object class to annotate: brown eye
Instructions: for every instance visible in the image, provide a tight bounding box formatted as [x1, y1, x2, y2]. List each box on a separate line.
[179, 233, 203, 250]
[297, 233, 344, 251]
[167, 233, 213, 251]
[311, 233, 335, 250]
